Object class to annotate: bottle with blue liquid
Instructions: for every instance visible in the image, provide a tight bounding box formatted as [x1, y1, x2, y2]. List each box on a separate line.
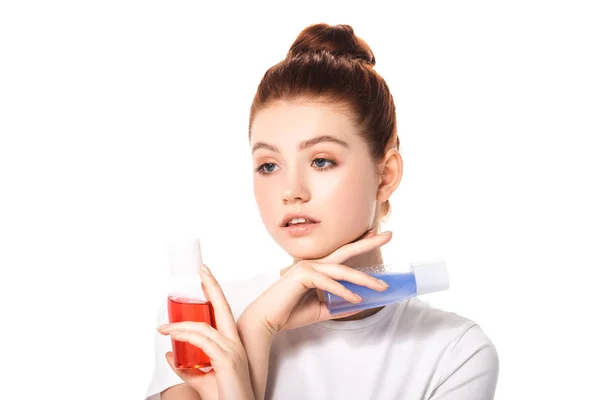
[325, 259, 450, 315]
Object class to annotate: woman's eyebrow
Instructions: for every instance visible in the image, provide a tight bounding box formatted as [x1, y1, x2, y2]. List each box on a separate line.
[252, 135, 350, 154]
[299, 135, 350, 150]
[252, 142, 279, 154]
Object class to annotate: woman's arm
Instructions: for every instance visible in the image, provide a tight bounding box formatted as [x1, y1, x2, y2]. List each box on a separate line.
[235, 231, 392, 400]
[161, 383, 202, 400]
[236, 311, 274, 400]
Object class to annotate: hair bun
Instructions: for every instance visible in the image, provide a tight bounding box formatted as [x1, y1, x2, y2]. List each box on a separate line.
[288, 23, 376, 66]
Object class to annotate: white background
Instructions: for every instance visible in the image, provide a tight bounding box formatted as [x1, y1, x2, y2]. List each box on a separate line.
[1, 1, 598, 399]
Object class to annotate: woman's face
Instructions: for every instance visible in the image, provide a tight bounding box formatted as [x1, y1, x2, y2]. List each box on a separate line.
[250, 100, 380, 260]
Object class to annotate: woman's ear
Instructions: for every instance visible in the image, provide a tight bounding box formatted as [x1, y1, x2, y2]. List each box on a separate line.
[377, 149, 403, 203]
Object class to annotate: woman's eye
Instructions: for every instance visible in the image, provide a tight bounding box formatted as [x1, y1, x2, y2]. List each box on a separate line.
[256, 163, 280, 175]
[312, 158, 336, 170]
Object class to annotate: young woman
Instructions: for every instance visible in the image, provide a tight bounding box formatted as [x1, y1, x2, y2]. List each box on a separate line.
[147, 23, 499, 400]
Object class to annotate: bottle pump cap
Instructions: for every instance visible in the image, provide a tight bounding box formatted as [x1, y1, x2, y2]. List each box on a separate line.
[410, 259, 449, 295]
[167, 238, 203, 276]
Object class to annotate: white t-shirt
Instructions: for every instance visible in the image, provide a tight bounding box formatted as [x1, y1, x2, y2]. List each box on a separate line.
[146, 270, 499, 400]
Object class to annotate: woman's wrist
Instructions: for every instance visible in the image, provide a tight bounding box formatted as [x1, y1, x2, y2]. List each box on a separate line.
[237, 307, 274, 340]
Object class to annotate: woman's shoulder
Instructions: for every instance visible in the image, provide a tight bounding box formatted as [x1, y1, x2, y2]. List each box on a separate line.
[398, 298, 496, 351]
[398, 298, 500, 395]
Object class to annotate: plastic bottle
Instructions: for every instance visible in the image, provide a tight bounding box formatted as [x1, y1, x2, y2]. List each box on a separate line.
[166, 238, 215, 369]
[325, 259, 450, 315]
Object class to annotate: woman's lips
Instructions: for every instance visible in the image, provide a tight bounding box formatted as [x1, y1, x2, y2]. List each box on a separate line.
[281, 221, 320, 237]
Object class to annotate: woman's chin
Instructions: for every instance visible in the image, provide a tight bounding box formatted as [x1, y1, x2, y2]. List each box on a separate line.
[278, 238, 344, 261]
[289, 249, 328, 261]
[271, 224, 369, 261]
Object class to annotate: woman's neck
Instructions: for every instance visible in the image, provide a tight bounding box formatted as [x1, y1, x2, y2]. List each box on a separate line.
[343, 247, 384, 270]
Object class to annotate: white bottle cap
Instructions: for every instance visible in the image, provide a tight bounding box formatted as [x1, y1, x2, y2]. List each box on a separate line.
[166, 238, 203, 276]
[410, 259, 449, 295]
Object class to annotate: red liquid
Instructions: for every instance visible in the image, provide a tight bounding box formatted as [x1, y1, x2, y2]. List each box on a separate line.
[167, 296, 216, 369]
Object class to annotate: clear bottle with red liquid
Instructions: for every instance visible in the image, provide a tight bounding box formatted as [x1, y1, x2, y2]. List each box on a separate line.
[166, 238, 216, 369]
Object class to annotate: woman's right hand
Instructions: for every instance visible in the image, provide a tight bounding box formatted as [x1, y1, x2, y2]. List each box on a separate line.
[241, 229, 392, 335]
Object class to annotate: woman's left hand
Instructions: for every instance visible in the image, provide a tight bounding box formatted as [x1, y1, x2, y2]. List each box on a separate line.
[158, 264, 254, 400]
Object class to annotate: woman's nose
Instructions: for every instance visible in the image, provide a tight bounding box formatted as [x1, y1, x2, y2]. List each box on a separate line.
[282, 172, 310, 204]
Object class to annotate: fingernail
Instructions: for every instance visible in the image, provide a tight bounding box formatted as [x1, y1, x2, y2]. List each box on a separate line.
[377, 279, 389, 288]
[201, 264, 211, 275]
[354, 293, 363, 302]
[157, 324, 169, 331]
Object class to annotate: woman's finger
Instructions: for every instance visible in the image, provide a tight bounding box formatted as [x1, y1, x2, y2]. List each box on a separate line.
[304, 293, 363, 321]
[308, 271, 364, 303]
[201, 281, 210, 302]
[168, 331, 227, 362]
[355, 228, 378, 241]
[165, 351, 208, 378]
[320, 231, 392, 265]
[282, 264, 363, 304]
[283, 292, 363, 329]
[198, 264, 238, 340]
[316, 300, 363, 321]
[158, 321, 231, 350]
[311, 263, 389, 291]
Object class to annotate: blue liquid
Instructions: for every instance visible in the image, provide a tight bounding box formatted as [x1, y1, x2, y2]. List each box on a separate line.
[325, 272, 417, 315]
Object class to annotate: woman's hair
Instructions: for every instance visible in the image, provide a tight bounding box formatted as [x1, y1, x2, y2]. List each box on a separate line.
[249, 23, 399, 219]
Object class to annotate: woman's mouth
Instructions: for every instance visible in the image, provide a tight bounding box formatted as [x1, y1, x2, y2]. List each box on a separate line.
[284, 217, 315, 227]
[280, 214, 321, 237]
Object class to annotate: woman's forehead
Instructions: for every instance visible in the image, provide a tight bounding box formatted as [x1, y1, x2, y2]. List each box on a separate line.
[250, 101, 360, 146]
